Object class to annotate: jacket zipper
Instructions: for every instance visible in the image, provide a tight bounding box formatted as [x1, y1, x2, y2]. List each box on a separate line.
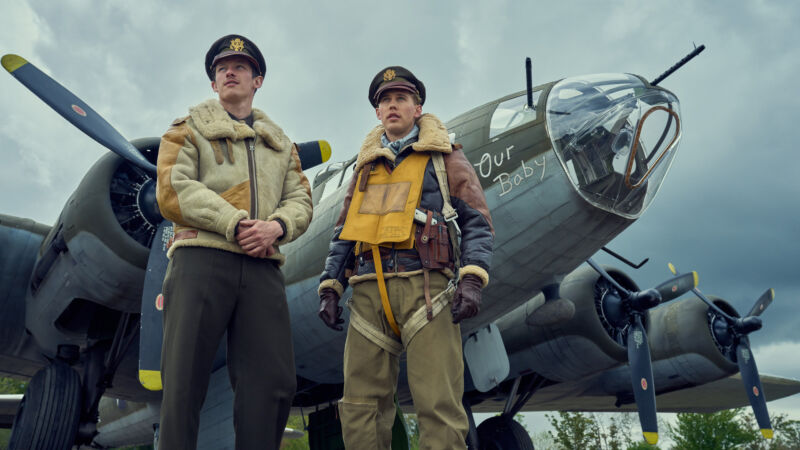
[246, 138, 258, 219]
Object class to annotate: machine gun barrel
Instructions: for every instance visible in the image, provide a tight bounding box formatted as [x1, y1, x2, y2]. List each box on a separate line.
[526, 57, 533, 109]
[650, 44, 706, 86]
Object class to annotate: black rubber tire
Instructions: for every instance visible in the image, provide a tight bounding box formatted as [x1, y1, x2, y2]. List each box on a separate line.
[477, 416, 535, 450]
[8, 361, 82, 450]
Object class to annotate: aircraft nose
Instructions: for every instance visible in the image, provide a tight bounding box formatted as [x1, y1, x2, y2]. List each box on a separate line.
[545, 73, 682, 219]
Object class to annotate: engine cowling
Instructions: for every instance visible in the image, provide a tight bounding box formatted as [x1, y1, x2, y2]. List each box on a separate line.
[586, 294, 739, 398]
[25, 138, 160, 355]
[496, 264, 641, 382]
[647, 295, 739, 386]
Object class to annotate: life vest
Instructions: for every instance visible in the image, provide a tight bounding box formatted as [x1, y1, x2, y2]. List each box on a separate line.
[339, 152, 431, 337]
[339, 152, 430, 249]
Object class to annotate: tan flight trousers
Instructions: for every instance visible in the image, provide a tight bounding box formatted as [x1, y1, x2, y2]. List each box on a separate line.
[340, 272, 469, 450]
[158, 247, 296, 450]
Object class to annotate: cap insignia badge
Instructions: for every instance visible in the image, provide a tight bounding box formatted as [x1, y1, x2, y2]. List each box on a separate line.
[383, 69, 396, 82]
[230, 38, 245, 52]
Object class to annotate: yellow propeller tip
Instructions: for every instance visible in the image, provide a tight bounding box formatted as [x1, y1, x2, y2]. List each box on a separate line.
[138, 369, 163, 391]
[643, 431, 659, 444]
[769, 288, 775, 300]
[319, 140, 332, 162]
[1, 54, 28, 73]
[761, 428, 773, 439]
[692, 271, 699, 288]
[668, 262, 676, 275]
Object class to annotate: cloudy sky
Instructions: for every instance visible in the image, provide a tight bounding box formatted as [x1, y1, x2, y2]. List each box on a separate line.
[2, 0, 798, 439]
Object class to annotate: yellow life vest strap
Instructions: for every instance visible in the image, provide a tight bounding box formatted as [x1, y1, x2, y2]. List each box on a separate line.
[354, 241, 398, 256]
[372, 245, 401, 337]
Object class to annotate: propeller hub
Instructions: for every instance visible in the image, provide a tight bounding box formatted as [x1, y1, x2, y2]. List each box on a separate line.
[735, 316, 763, 335]
[710, 315, 735, 348]
[600, 289, 628, 328]
[137, 178, 163, 226]
[629, 288, 661, 311]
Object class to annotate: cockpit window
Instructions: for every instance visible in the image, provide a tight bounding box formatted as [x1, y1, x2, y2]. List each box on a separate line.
[489, 92, 541, 138]
[340, 160, 355, 187]
[546, 73, 681, 219]
[312, 161, 344, 189]
[313, 157, 357, 204]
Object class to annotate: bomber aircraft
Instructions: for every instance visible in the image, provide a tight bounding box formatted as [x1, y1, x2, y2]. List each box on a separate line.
[1, 46, 799, 449]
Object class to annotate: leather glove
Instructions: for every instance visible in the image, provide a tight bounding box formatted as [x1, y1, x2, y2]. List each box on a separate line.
[318, 288, 344, 331]
[451, 274, 483, 324]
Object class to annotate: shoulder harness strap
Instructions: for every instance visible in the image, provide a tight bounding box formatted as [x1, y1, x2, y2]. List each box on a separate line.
[432, 152, 461, 272]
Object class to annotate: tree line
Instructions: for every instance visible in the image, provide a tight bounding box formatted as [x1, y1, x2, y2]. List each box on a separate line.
[542, 409, 800, 450]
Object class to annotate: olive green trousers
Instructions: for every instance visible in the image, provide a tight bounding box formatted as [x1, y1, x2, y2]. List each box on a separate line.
[158, 247, 295, 450]
[341, 272, 468, 450]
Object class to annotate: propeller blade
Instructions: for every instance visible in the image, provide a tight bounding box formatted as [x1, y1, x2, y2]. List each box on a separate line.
[671, 263, 772, 438]
[627, 315, 658, 444]
[747, 288, 775, 318]
[654, 271, 698, 303]
[1, 54, 156, 175]
[138, 221, 171, 391]
[736, 339, 772, 439]
[587, 258, 631, 297]
[295, 140, 332, 171]
[667, 262, 678, 275]
[667, 263, 736, 321]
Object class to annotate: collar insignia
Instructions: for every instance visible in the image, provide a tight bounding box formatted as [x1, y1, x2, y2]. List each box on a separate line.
[383, 69, 396, 81]
[230, 38, 245, 52]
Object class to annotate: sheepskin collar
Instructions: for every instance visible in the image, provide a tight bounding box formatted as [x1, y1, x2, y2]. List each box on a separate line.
[188, 99, 292, 152]
[354, 113, 452, 173]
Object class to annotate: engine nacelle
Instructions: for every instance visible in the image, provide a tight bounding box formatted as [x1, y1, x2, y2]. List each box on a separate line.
[586, 294, 740, 399]
[496, 264, 640, 382]
[25, 139, 160, 355]
[645, 295, 738, 389]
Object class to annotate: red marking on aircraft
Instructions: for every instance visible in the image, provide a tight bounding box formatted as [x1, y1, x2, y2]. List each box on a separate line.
[71, 104, 87, 117]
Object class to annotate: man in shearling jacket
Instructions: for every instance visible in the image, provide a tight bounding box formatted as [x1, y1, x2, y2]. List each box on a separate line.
[155, 34, 312, 450]
[317, 66, 494, 450]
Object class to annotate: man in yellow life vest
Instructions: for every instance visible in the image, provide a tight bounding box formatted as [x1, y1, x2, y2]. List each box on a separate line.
[317, 66, 494, 449]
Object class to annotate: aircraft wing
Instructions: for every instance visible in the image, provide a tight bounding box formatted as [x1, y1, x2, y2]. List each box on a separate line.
[653, 373, 800, 413]
[469, 373, 800, 414]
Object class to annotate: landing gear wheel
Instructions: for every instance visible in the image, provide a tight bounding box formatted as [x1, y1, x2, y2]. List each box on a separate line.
[8, 361, 82, 450]
[477, 416, 534, 450]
